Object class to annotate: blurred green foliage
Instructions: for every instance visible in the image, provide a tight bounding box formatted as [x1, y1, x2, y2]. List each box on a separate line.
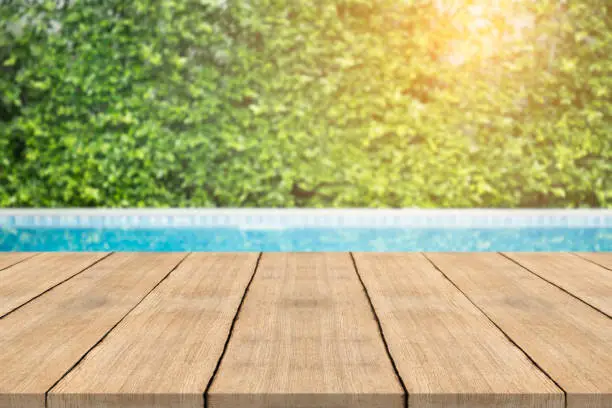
[1, 0, 610, 207]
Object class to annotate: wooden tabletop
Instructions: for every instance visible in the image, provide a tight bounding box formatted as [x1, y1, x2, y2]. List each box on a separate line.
[0, 252, 610, 408]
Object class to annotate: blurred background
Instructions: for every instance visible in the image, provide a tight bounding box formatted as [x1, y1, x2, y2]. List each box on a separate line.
[0, 0, 610, 208]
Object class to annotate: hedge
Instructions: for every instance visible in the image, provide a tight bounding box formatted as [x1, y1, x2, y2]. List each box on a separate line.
[1, 0, 610, 207]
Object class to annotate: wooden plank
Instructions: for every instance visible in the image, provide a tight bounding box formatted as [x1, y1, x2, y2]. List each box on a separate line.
[353, 253, 563, 408]
[0, 253, 38, 271]
[0, 252, 108, 316]
[49, 253, 259, 408]
[0, 252, 186, 408]
[505, 252, 612, 316]
[575, 252, 612, 270]
[426, 253, 612, 408]
[208, 253, 404, 408]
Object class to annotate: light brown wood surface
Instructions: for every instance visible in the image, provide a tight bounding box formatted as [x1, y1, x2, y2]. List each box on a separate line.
[575, 252, 612, 270]
[0, 253, 186, 408]
[0, 252, 108, 316]
[353, 253, 564, 408]
[49, 253, 259, 408]
[427, 253, 612, 408]
[1, 252, 610, 407]
[0, 253, 37, 271]
[505, 252, 612, 316]
[208, 253, 404, 408]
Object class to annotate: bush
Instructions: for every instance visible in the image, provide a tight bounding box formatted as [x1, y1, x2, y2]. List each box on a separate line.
[1, 0, 610, 207]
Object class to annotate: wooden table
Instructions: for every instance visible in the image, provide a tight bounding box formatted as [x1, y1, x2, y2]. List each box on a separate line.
[1, 252, 610, 408]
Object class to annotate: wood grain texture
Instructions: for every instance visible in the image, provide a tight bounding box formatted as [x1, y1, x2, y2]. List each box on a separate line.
[574, 253, 612, 270]
[427, 253, 612, 408]
[208, 253, 404, 408]
[49, 253, 259, 408]
[0, 253, 185, 408]
[0, 253, 37, 271]
[504, 252, 612, 316]
[353, 253, 563, 408]
[0, 252, 108, 316]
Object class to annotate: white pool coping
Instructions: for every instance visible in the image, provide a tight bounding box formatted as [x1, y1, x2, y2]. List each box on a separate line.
[0, 209, 610, 229]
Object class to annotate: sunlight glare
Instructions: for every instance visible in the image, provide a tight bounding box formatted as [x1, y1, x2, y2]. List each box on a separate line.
[436, 1, 535, 67]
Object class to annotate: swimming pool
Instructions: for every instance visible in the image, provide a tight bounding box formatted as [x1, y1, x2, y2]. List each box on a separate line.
[1, 209, 610, 252]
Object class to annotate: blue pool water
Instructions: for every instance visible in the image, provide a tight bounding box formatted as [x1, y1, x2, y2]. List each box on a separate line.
[0, 227, 610, 252]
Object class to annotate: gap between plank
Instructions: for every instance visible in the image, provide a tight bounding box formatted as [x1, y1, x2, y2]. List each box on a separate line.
[421, 253, 568, 408]
[0, 252, 40, 271]
[500, 253, 611, 320]
[571, 253, 612, 272]
[203, 252, 263, 408]
[349, 252, 409, 408]
[0, 252, 115, 319]
[44, 252, 192, 408]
